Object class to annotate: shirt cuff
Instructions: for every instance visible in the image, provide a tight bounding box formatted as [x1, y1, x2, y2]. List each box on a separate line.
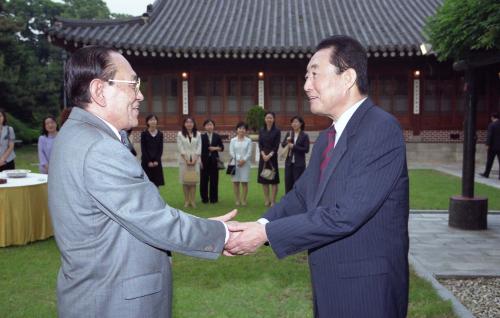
[222, 221, 230, 244]
[257, 218, 269, 225]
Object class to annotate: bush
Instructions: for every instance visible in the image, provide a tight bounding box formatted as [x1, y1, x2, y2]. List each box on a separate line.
[246, 106, 266, 132]
[4, 112, 39, 144]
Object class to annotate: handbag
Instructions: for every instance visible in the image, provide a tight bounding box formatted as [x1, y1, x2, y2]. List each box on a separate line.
[260, 161, 276, 180]
[183, 166, 198, 184]
[216, 158, 225, 170]
[226, 158, 236, 175]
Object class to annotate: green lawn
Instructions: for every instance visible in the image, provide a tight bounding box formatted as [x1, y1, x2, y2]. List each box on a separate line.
[1, 145, 462, 317]
[4, 144, 497, 317]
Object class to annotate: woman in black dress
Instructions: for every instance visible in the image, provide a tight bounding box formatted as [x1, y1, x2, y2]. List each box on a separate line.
[141, 114, 165, 187]
[258, 111, 281, 206]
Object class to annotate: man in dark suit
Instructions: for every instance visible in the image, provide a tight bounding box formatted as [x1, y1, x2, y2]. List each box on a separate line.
[226, 35, 409, 318]
[200, 119, 224, 203]
[480, 113, 500, 179]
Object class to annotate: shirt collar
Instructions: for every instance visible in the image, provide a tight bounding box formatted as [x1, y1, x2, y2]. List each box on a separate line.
[333, 97, 367, 142]
[94, 114, 121, 140]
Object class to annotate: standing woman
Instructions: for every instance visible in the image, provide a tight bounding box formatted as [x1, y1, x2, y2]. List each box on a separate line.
[229, 122, 252, 206]
[200, 119, 224, 203]
[141, 114, 165, 187]
[258, 111, 281, 206]
[0, 109, 16, 171]
[177, 117, 201, 208]
[281, 116, 310, 193]
[38, 115, 59, 174]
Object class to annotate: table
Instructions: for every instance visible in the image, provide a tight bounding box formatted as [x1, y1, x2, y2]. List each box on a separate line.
[0, 172, 53, 247]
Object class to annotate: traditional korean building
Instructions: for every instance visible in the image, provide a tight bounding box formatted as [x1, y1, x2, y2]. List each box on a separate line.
[48, 0, 499, 162]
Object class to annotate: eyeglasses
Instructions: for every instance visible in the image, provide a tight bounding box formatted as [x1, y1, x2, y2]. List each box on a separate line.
[107, 78, 141, 95]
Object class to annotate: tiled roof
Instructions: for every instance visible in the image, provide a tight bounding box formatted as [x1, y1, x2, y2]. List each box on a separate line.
[49, 0, 443, 58]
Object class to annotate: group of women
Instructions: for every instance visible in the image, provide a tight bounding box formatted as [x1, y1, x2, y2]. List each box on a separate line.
[1, 107, 310, 208]
[170, 111, 311, 207]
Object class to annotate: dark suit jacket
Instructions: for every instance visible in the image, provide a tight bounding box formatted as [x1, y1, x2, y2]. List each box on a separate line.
[263, 99, 409, 318]
[281, 131, 310, 167]
[201, 132, 224, 166]
[486, 120, 500, 152]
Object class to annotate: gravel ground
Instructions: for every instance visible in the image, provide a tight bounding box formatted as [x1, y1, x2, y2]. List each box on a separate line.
[439, 277, 500, 318]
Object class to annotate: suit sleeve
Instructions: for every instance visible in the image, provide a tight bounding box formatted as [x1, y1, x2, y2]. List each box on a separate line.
[38, 136, 48, 167]
[281, 132, 290, 147]
[140, 132, 151, 163]
[196, 134, 202, 156]
[262, 143, 318, 222]
[266, 120, 406, 259]
[84, 139, 226, 259]
[176, 132, 186, 156]
[486, 124, 493, 146]
[155, 132, 164, 162]
[293, 133, 310, 153]
[272, 129, 281, 154]
[244, 139, 252, 162]
[217, 134, 224, 152]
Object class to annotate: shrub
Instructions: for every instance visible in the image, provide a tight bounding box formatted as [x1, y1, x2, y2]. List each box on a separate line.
[246, 106, 266, 133]
[4, 112, 39, 144]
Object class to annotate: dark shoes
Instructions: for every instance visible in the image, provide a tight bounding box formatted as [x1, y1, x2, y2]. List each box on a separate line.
[479, 173, 489, 178]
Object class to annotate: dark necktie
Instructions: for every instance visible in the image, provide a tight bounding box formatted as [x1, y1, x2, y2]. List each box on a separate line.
[119, 131, 128, 147]
[319, 126, 336, 180]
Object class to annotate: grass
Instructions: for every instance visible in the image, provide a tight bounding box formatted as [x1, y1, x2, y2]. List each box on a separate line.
[1, 146, 460, 317]
[409, 169, 500, 210]
[14, 145, 500, 210]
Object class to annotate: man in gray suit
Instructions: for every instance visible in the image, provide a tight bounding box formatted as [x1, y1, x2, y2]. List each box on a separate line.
[49, 46, 235, 317]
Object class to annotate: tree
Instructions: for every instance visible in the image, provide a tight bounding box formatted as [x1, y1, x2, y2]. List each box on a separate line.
[0, 0, 117, 128]
[425, 0, 500, 61]
[425, 0, 500, 230]
[61, 0, 110, 20]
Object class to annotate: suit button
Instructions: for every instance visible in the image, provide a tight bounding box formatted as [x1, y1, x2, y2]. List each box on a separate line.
[204, 245, 214, 251]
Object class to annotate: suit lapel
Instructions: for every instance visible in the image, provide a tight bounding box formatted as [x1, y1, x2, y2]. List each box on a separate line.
[312, 98, 375, 206]
[313, 135, 347, 206]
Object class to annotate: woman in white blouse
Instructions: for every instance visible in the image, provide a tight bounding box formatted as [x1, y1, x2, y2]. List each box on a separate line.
[177, 117, 201, 208]
[229, 122, 252, 206]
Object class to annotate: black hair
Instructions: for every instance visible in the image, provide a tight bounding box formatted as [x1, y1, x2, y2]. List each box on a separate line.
[65, 46, 117, 108]
[181, 116, 198, 137]
[235, 121, 248, 130]
[492, 112, 499, 120]
[203, 119, 215, 127]
[0, 109, 7, 125]
[145, 114, 158, 128]
[290, 115, 305, 131]
[42, 115, 58, 136]
[264, 111, 276, 130]
[316, 35, 368, 95]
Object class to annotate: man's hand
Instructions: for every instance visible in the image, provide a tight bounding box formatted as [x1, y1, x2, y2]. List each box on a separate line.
[209, 209, 238, 222]
[225, 222, 268, 255]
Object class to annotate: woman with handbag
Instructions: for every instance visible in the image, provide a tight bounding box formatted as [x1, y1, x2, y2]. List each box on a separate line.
[200, 119, 224, 204]
[229, 122, 252, 206]
[141, 114, 165, 187]
[281, 116, 310, 193]
[257, 111, 281, 206]
[177, 117, 201, 208]
[0, 109, 16, 172]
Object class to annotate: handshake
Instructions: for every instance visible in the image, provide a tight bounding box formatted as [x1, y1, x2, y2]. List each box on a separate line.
[211, 209, 268, 256]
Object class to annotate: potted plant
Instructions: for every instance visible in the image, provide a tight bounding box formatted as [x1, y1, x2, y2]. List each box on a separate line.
[246, 105, 265, 141]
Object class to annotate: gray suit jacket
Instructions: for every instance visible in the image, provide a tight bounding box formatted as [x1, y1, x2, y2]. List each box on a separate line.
[48, 107, 226, 318]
